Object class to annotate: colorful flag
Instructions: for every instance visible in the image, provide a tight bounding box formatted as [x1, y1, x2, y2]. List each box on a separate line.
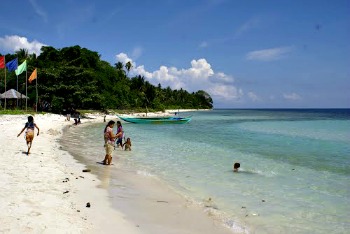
[15, 60, 27, 75]
[28, 68, 37, 83]
[6, 58, 18, 72]
[0, 56, 5, 69]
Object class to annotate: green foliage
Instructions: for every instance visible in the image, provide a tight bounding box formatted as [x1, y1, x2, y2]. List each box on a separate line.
[1, 46, 213, 112]
[0, 109, 40, 115]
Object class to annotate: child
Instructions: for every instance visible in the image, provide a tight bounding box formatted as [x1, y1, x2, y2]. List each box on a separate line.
[17, 116, 40, 155]
[123, 137, 132, 151]
[233, 162, 240, 172]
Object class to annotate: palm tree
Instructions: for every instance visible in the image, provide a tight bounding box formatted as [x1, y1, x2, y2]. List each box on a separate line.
[15, 48, 29, 60]
[125, 61, 133, 76]
[115, 61, 123, 71]
[114, 61, 126, 80]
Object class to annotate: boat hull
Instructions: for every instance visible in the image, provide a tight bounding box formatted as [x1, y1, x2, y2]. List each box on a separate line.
[118, 115, 191, 124]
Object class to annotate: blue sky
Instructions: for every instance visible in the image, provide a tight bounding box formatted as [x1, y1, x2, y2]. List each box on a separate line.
[0, 0, 349, 108]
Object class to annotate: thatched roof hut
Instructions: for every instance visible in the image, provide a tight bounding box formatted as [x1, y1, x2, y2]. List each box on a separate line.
[0, 89, 29, 99]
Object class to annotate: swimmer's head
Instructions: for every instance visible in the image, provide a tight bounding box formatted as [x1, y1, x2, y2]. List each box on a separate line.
[233, 162, 240, 172]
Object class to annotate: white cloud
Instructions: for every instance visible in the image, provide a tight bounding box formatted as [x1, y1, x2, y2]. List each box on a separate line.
[215, 72, 234, 83]
[0, 35, 47, 55]
[116, 53, 133, 65]
[247, 91, 261, 102]
[246, 46, 293, 61]
[208, 85, 243, 101]
[283, 92, 302, 101]
[185, 59, 214, 80]
[115, 53, 242, 102]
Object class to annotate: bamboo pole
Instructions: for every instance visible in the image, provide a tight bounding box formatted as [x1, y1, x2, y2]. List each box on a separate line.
[35, 71, 38, 112]
[4, 57, 6, 110]
[25, 69, 27, 111]
[16, 75, 18, 108]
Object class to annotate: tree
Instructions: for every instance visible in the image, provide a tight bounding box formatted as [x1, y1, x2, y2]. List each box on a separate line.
[115, 62, 123, 71]
[125, 61, 133, 75]
[15, 48, 29, 60]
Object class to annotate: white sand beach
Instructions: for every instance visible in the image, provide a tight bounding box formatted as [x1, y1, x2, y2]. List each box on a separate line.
[0, 114, 140, 234]
[0, 113, 232, 234]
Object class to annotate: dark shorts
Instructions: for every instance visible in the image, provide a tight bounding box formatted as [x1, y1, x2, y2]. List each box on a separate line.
[116, 138, 123, 145]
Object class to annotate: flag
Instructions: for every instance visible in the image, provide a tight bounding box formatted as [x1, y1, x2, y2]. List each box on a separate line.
[15, 60, 27, 75]
[28, 68, 37, 83]
[0, 56, 5, 69]
[6, 58, 18, 72]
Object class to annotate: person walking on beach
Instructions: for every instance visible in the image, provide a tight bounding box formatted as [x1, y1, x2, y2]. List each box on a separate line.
[17, 116, 40, 155]
[103, 120, 122, 165]
[115, 121, 124, 148]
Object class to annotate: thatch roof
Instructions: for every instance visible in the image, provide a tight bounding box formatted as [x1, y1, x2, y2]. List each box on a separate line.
[0, 89, 29, 99]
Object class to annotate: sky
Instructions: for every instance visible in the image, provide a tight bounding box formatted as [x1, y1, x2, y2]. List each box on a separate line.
[0, 0, 349, 108]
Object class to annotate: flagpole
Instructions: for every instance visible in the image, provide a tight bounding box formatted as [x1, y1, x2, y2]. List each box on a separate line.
[16, 75, 19, 108]
[25, 69, 27, 112]
[4, 57, 6, 110]
[35, 71, 38, 113]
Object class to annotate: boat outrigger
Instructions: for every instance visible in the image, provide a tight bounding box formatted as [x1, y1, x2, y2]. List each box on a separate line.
[117, 115, 191, 124]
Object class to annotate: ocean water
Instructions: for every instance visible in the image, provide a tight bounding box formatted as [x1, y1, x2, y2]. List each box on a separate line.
[61, 109, 350, 234]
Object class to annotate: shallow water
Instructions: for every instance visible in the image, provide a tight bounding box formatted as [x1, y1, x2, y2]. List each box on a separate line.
[61, 109, 350, 234]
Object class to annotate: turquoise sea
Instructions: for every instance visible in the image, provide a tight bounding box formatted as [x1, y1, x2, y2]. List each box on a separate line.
[61, 109, 350, 234]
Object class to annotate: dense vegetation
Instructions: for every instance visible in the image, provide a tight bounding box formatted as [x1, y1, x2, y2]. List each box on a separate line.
[0, 46, 213, 112]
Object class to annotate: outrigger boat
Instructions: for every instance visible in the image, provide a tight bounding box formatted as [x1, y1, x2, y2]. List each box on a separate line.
[117, 115, 191, 124]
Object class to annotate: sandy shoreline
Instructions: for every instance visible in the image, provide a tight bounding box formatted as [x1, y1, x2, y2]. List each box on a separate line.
[0, 112, 233, 234]
[0, 114, 140, 233]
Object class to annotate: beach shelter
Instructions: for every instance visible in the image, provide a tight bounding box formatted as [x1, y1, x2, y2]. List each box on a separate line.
[0, 89, 29, 108]
[1, 89, 29, 99]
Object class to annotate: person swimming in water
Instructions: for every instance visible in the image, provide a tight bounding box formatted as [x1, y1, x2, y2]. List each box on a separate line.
[233, 162, 240, 172]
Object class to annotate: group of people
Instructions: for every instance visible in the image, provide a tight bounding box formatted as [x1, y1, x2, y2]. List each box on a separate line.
[103, 120, 132, 165]
[65, 108, 81, 125]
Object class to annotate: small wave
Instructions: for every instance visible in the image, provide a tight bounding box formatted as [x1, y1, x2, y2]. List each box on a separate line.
[185, 197, 250, 234]
[203, 206, 249, 234]
[136, 170, 155, 177]
[238, 169, 277, 177]
[224, 218, 250, 234]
